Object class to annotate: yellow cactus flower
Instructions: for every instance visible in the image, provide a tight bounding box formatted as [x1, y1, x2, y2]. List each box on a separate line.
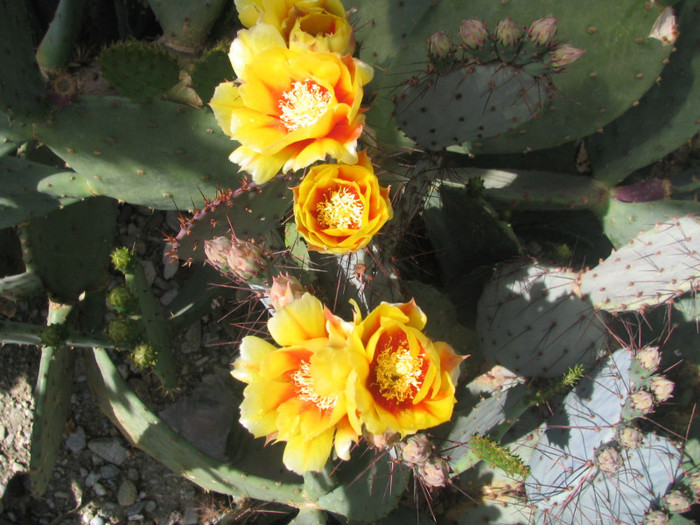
[349, 300, 464, 438]
[210, 23, 373, 184]
[236, 0, 355, 54]
[231, 293, 363, 474]
[291, 151, 393, 254]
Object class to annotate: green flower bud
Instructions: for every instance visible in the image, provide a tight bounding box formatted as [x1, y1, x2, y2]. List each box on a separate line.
[428, 31, 453, 59]
[111, 247, 136, 273]
[107, 285, 137, 313]
[107, 317, 142, 346]
[204, 236, 233, 274]
[131, 343, 157, 370]
[40, 324, 69, 348]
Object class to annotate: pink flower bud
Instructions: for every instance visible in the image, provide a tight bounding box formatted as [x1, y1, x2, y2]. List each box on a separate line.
[527, 17, 558, 47]
[204, 236, 233, 274]
[618, 426, 644, 449]
[629, 390, 655, 415]
[644, 510, 669, 525]
[418, 456, 449, 488]
[226, 236, 267, 280]
[495, 17, 522, 47]
[596, 446, 621, 473]
[268, 273, 305, 311]
[649, 375, 674, 402]
[663, 490, 692, 513]
[549, 44, 586, 71]
[636, 346, 661, 372]
[427, 31, 453, 59]
[401, 434, 432, 465]
[459, 19, 489, 49]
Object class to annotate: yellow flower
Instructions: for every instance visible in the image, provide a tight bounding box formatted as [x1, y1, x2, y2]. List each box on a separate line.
[291, 151, 393, 254]
[231, 293, 363, 474]
[210, 24, 373, 184]
[349, 300, 464, 438]
[235, 0, 355, 54]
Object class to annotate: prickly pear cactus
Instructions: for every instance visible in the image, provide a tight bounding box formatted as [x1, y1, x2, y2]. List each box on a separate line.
[1, 0, 700, 522]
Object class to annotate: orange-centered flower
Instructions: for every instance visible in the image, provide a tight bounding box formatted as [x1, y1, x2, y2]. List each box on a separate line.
[235, 0, 354, 54]
[231, 293, 363, 474]
[292, 151, 393, 253]
[349, 301, 464, 438]
[210, 24, 372, 184]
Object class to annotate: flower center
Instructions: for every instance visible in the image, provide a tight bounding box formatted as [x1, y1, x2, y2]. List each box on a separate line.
[373, 336, 424, 403]
[291, 360, 337, 411]
[279, 79, 332, 132]
[316, 187, 364, 229]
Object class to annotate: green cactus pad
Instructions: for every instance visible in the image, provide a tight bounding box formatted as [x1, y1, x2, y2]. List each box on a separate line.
[596, 198, 700, 248]
[35, 0, 88, 74]
[35, 96, 244, 210]
[168, 178, 293, 265]
[146, 0, 229, 52]
[394, 63, 548, 149]
[0, 0, 47, 120]
[579, 215, 700, 312]
[588, 1, 700, 185]
[0, 156, 92, 229]
[85, 346, 308, 504]
[191, 45, 235, 105]
[368, 0, 674, 154]
[445, 166, 611, 211]
[99, 41, 181, 103]
[21, 197, 118, 303]
[29, 302, 75, 495]
[477, 261, 607, 378]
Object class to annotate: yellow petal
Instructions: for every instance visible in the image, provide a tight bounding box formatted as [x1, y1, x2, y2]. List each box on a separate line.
[268, 293, 329, 346]
[283, 426, 334, 473]
[231, 336, 277, 383]
[209, 82, 242, 138]
[229, 24, 287, 78]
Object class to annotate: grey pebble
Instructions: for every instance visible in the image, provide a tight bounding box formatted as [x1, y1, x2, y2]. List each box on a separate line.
[144, 500, 156, 513]
[65, 426, 86, 452]
[118, 480, 138, 507]
[93, 482, 107, 497]
[89, 518, 105, 525]
[127, 468, 139, 481]
[100, 464, 120, 479]
[85, 472, 101, 487]
[88, 437, 127, 465]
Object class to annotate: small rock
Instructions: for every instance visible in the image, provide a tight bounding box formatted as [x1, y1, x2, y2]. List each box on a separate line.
[117, 480, 138, 507]
[99, 464, 120, 479]
[65, 426, 86, 452]
[0, 423, 6, 441]
[144, 500, 156, 513]
[159, 288, 178, 306]
[127, 468, 139, 481]
[162, 255, 178, 280]
[89, 517, 105, 525]
[141, 260, 156, 286]
[180, 321, 201, 354]
[93, 482, 107, 497]
[85, 472, 101, 487]
[88, 437, 127, 465]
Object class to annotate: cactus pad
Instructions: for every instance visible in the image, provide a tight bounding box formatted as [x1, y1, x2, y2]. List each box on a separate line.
[579, 215, 700, 312]
[477, 261, 606, 377]
[394, 63, 549, 149]
[99, 41, 181, 103]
